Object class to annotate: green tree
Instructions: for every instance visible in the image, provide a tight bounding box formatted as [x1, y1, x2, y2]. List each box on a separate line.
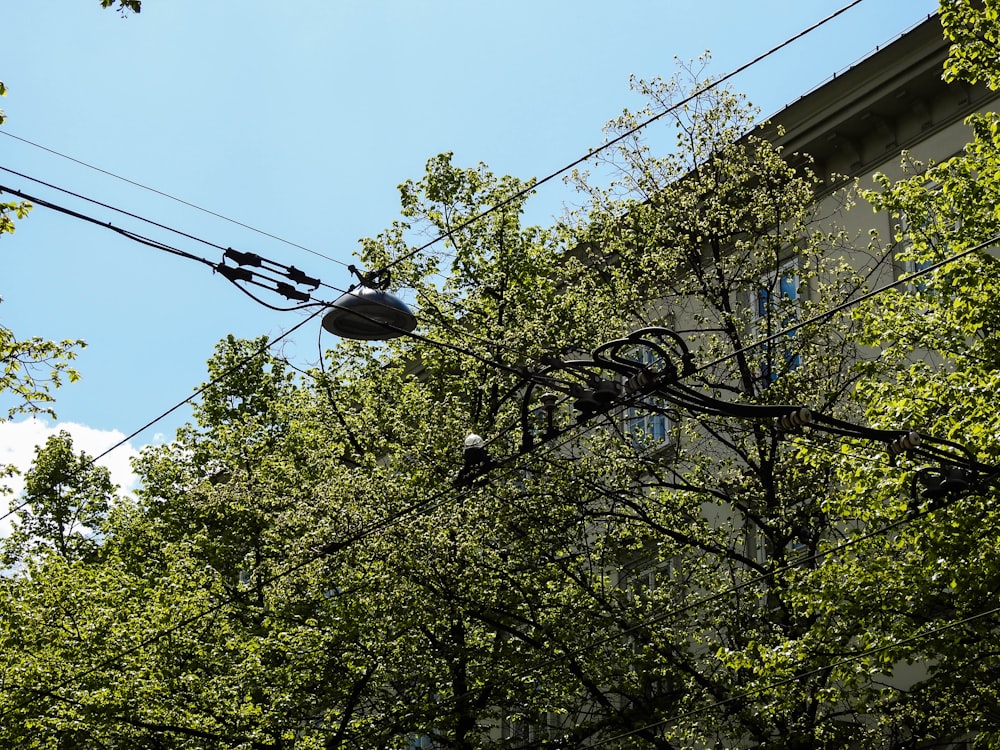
[4, 44, 985, 750]
[100, 0, 141, 14]
[3, 431, 115, 564]
[843, 1, 1000, 744]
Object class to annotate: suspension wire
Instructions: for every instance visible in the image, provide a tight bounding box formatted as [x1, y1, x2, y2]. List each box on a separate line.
[377, 0, 867, 275]
[0, 165, 232, 254]
[0, 183, 218, 268]
[0, 180, 584, 389]
[0, 131, 348, 267]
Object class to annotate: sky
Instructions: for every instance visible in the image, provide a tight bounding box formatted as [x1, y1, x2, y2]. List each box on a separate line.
[0, 0, 940, 514]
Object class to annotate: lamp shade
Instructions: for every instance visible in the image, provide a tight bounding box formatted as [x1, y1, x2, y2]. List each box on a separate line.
[322, 286, 417, 340]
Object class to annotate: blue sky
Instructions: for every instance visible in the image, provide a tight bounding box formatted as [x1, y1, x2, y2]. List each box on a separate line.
[0, 0, 939, 502]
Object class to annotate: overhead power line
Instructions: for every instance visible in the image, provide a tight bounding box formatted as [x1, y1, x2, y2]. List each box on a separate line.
[378, 0, 868, 274]
[0, 0, 867, 285]
[0, 309, 326, 528]
[0, 132, 348, 267]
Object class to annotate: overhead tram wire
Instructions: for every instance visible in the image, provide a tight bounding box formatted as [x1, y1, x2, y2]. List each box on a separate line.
[1, 0, 870, 371]
[0, 182, 219, 270]
[10, 0, 992, 720]
[1, 0, 868, 290]
[0, 165, 231, 256]
[0, 174, 577, 378]
[0, 131, 348, 267]
[375, 0, 868, 276]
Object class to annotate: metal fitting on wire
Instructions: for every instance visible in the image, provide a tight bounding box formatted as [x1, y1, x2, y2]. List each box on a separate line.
[888, 430, 922, 457]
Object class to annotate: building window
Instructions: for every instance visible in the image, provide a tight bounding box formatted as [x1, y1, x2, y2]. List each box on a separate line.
[896, 210, 938, 292]
[625, 346, 671, 449]
[754, 262, 801, 381]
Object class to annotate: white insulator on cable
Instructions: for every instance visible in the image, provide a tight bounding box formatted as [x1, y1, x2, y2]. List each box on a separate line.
[777, 408, 812, 432]
[888, 430, 921, 456]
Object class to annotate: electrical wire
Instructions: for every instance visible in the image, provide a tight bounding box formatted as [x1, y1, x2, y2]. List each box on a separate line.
[377, 0, 868, 275]
[0, 165, 232, 255]
[0, 178, 589, 389]
[1, 0, 868, 290]
[0, 309, 325, 527]
[5, 2, 993, 734]
[0, 131, 348, 267]
[0, 183, 218, 269]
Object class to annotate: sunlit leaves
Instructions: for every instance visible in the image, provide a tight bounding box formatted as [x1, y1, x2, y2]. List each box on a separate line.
[0, 312, 85, 421]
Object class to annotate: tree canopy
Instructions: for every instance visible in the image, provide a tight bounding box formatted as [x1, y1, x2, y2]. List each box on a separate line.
[2, 3, 1000, 749]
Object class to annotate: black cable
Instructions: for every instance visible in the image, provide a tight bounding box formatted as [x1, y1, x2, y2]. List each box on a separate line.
[378, 0, 868, 275]
[0, 166, 232, 255]
[0, 133, 348, 267]
[0, 165, 610, 376]
[0, 179, 568, 389]
[0, 310, 324, 527]
[0, 183, 217, 269]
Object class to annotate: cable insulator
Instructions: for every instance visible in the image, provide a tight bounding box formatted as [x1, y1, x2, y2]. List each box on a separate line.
[275, 282, 312, 302]
[287, 265, 321, 288]
[776, 408, 813, 432]
[216, 263, 254, 282]
[224, 248, 263, 267]
[888, 430, 922, 456]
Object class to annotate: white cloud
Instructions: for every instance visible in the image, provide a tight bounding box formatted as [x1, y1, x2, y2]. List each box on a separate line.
[0, 419, 142, 533]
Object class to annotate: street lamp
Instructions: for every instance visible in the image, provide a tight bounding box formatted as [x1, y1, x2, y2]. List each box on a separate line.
[322, 266, 417, 341]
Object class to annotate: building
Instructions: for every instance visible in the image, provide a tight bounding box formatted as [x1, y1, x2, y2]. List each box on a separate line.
[515, 11, 1000, 748]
